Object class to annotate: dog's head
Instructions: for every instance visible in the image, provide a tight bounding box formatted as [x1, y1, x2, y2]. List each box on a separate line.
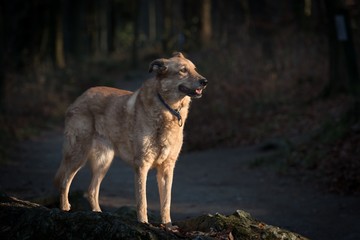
[149, 52, 207, 99]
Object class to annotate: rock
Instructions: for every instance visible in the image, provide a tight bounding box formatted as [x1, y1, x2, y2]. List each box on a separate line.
[176, 210, 307, 240]
[0, 192, 308, 240]
[115, 205, 159, 223]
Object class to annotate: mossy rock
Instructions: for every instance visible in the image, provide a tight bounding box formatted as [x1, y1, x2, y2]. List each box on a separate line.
[0, 192, 308, 240]
[176, 210, 307, 240]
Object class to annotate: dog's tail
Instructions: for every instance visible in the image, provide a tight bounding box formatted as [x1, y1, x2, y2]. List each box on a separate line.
[53, 162, 65, 189]
[53, 132, 73, 189]
[53, 133, 75, 189]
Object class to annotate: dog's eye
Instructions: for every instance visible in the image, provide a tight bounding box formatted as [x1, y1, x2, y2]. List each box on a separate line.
[180, 67, 187, 73]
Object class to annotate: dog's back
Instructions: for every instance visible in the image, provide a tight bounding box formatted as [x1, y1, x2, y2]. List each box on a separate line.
[68, 87, 132, 118]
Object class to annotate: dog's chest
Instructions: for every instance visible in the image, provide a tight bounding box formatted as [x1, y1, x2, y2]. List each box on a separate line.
[146, 126, 182, 165]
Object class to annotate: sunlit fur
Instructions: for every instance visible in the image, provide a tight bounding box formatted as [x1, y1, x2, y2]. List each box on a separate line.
[54, 52, 206, 226]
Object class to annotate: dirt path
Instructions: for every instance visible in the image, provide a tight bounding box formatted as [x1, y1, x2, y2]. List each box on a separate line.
[1, 131, 359, 240]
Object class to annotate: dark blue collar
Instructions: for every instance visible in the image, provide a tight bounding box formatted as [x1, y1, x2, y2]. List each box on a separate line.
[157, 93, 183, 127]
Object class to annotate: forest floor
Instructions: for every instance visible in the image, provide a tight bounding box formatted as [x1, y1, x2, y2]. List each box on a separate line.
[0, 129, 359, 240]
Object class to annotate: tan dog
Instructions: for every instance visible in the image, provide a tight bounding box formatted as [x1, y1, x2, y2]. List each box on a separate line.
[54, 52, 207, 226]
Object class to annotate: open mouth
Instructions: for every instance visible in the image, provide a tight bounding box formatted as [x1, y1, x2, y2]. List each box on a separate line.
[179, 85, 204, 98]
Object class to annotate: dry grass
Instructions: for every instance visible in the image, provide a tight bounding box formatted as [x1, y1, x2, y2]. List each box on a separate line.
[184, 29, 340, 150]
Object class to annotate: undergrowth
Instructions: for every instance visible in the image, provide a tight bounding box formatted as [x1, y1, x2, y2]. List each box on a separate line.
[286, 103, 360, 194]
[1, 28, 358, 193]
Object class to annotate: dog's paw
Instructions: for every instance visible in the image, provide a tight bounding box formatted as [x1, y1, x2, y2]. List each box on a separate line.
[61, 203, 71, 211]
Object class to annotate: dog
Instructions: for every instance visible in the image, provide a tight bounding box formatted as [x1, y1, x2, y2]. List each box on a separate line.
[54, 52, 207, 226]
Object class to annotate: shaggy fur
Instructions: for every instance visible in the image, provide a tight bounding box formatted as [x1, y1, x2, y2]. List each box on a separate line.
[54, 52, 207, 226]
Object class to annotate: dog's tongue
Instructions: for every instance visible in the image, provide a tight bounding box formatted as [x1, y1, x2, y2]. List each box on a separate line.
[195, 88, 203, 95]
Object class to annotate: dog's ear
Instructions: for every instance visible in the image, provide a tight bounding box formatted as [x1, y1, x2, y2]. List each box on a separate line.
[149, 59, 168, 74]
[172, 52, 185, 58]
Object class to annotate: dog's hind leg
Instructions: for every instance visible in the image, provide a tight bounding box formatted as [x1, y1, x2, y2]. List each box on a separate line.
[54, 115, 93, 211]
[88, 138, 114, 211]
[55, 138, 92, 211]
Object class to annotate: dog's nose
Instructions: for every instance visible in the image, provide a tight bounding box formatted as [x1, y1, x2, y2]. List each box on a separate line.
[199, 79, 208, 87]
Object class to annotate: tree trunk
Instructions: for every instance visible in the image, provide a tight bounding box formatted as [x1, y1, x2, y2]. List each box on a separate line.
[0, 3, 4, 110]
[341, 10, 360, 98]
[200, 0, 212, 47]
[108, 0, 115, 53]
[172, 0, 184, 50]
[98, 0, 110, 54]
[55, 9, 66, 69]
[148, 0, 157, 41]
[322, 0, 359, 98]
[240, 0, 251, 32]
[161, 0, 172, 52]
[322, 0, 339, 96]
[132, 0, 140, 68]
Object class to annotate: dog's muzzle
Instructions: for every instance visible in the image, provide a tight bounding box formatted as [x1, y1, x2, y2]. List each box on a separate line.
[179, 79, 208, 98]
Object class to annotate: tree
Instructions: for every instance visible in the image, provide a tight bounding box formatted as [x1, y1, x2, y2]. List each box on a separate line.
[161, 0, 172, 52]
[132, 0, 140, 67]
[172, 0, 184, 50]
[322, 0, 360, 99]
[55, 5, 66, 69]
[200, 0, 212, 47]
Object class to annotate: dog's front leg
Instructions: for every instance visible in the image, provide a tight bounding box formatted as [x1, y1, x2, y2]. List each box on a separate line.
[134, 164, 150, 223]
[156, 163, 175, 226]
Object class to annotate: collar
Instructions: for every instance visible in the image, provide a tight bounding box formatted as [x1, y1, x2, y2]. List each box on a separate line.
[157, 93, 183, 127]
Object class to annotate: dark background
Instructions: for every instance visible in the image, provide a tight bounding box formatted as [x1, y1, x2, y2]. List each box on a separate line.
[0, 0, 359, 194]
